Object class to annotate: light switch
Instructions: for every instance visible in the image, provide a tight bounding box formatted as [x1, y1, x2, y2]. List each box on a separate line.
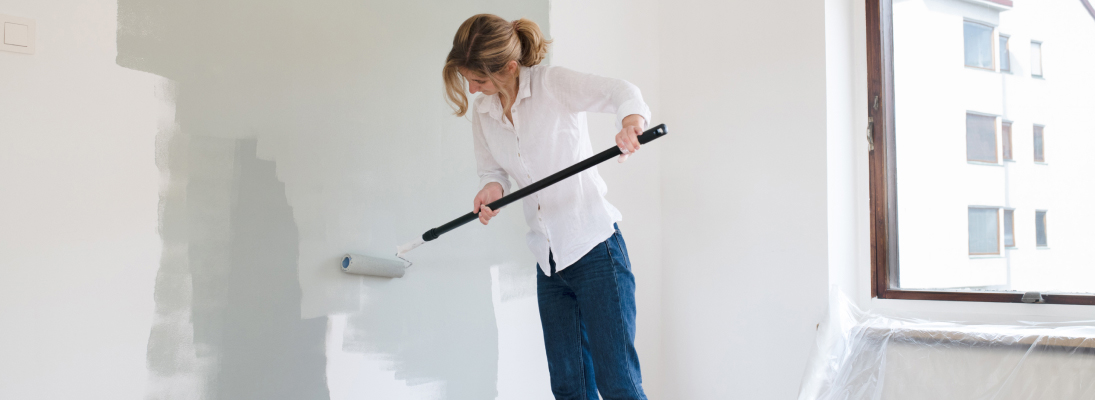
[0, 13, 35, 54]
[4, 22, 29, 46]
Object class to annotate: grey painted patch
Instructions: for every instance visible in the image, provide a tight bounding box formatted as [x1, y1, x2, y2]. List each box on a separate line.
[119, 0, 548, 398]
[145, 135, 329, 400]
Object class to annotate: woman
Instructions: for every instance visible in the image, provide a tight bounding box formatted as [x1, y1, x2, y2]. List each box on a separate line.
[443, 14, 650, 400]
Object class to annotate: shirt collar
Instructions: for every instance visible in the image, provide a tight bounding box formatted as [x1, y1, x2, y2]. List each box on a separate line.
[475, 65, 532, 120]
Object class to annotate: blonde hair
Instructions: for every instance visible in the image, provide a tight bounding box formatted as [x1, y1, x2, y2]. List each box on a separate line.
[443, 14, 551, 116]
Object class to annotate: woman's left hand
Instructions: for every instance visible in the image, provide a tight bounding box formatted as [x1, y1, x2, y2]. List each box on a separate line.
[615, 114, 646, 163]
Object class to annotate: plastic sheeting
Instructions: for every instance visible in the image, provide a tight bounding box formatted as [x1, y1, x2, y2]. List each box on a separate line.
[799, 289, 1095, 400]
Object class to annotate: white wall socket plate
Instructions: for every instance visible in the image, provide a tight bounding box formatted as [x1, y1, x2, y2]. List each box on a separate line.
[1, 13, 35, 54]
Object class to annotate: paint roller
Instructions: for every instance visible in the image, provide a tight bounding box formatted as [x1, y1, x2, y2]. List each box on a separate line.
[342, 123, 669, 278]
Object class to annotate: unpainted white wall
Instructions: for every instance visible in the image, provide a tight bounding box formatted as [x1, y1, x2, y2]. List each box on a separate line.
[0, 1, 167, 398]
[548, 0, 664, 397]
[656, 0, 831, 398]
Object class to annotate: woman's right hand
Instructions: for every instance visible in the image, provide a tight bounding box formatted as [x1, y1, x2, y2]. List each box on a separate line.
[473, 182, 505, 225]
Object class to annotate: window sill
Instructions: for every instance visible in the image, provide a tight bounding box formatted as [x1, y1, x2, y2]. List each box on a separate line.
[967, 161, 1002, 166]
[1037, 246, 1051, 250]
[969, 254, 1005, 259]
[1034, 161, 1049, 165]
[964, 65, 997, 72]
[864, 324, 1095, 349]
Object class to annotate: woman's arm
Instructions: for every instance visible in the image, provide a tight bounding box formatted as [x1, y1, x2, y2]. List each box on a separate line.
[544, 66, 652, 162]
[543, 66, 651, 131]
[471, 109, 509, 224]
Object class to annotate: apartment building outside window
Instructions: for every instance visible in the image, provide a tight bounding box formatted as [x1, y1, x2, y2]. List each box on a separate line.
[1034, 125, 1045, 162]
[1036, 211, 1049, 247]
[1001, 121, 1013, 161]
[1031, 41, 1043, 77]
[869, 0, 1095, 304]
[963, 20, 994, 69]
[1003, 209, 1015, 248]
[966, 113, 997, 163]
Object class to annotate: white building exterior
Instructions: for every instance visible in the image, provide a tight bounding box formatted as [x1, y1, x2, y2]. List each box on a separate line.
[891, 0, 1095, 292]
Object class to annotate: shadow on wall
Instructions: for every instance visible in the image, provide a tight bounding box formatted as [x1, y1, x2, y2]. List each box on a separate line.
[118, 0, 547, 398]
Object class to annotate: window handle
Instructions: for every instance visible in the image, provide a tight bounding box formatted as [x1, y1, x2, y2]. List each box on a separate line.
[867, 117, 875, 152]
[867, 95, 879, 152]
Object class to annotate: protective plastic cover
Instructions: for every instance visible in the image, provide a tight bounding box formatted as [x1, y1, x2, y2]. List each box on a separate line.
[799, 288, 1095, 400]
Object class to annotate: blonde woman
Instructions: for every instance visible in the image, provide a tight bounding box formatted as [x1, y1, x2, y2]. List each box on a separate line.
[443, 14, 650, 400]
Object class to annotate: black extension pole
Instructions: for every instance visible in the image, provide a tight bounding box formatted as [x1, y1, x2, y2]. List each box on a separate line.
[420, 123, 668, 242]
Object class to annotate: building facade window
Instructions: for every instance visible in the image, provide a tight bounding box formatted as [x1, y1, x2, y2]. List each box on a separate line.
[969, 207, 1000, 255]
[870, 0, 1094, 304]
[1003, 209, 1015, 248]
[1031, 41, 1043, 77]
[1001, 120, 1013, 161]
[1036, 210, 1049, 247]
[964, 21, 995, 69]
[1034, 125, 1045, 162]
[966, 113, 997, 163]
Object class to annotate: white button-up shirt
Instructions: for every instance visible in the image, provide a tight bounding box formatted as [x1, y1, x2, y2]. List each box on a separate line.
[471, 65, 651, 275]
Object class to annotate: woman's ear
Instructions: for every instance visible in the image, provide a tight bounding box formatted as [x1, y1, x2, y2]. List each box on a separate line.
[507, 60, 519, 74]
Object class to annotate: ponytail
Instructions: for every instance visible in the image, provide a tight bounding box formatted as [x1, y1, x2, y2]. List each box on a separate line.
[444, 14, 552, 116]
[512, 18, 550, 67]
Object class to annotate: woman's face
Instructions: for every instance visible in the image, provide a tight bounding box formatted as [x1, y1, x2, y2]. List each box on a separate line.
[459, 68, 496, 95]
[459, 62, 516, 96]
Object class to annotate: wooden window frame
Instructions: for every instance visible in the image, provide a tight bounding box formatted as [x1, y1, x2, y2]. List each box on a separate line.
[968, 207, 1001, 256]
[998, 34, 1011, 72]
[963, 19, 997, 71]
[1033, 124, 1046, 162]
[1035, 210, 1049, 248]
[1003, 208, 1015, 248]
[1030, 41, 1044, 78]
[1001, 120, 1013, 161]
[866, 0, 1095, 305]
[966, 112, 999, 164]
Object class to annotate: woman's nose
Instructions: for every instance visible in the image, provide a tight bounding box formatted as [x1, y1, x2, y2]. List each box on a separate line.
[469, 83, 479, 94]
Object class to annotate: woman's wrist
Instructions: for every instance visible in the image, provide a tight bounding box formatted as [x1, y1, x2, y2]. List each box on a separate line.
[621, 114, 646, 130]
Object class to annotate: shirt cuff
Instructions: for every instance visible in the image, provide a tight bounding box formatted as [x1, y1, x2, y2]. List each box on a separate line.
[615, 98, 652, 131]
[479, 176, 511, 195]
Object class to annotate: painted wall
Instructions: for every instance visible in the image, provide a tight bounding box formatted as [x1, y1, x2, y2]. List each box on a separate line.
[656, 0, 831, 398]
[2, 0, 565, 398]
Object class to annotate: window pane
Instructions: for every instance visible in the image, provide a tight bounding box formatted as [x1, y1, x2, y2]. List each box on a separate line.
[1001, 121, 1012, 160]
[1031, 42, 1043, 77]
[969, 208, 1000, 255]
[966, 113, 997, 163]
[1033, 125, 1045, 162]
[964, 21, 994, 69]
[1004, 209, 1014, 247]
[1036, 211, 1048, 247]
[892, 1, 1093, 294]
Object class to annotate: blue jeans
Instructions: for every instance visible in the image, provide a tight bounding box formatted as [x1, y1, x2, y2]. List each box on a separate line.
[536, 224, 648, 400]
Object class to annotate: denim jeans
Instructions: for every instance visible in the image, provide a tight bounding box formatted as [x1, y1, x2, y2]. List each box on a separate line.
[537, 223, 648, 400]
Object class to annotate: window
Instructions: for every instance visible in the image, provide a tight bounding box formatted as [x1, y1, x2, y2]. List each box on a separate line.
[1030, 41, 1043, 77]
[1035, 211, 1048, 247]
[966, 113, 997, 163]
[868, 0, 1094, 304]
[964, 21, 995, 69]
[998, 35, 1010, 72]
[1033, 125, 1045, 162]
[969, 207, 1000, 255]
[1001, 121, 1013, 161]
[1003, 209, 1015, 247]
